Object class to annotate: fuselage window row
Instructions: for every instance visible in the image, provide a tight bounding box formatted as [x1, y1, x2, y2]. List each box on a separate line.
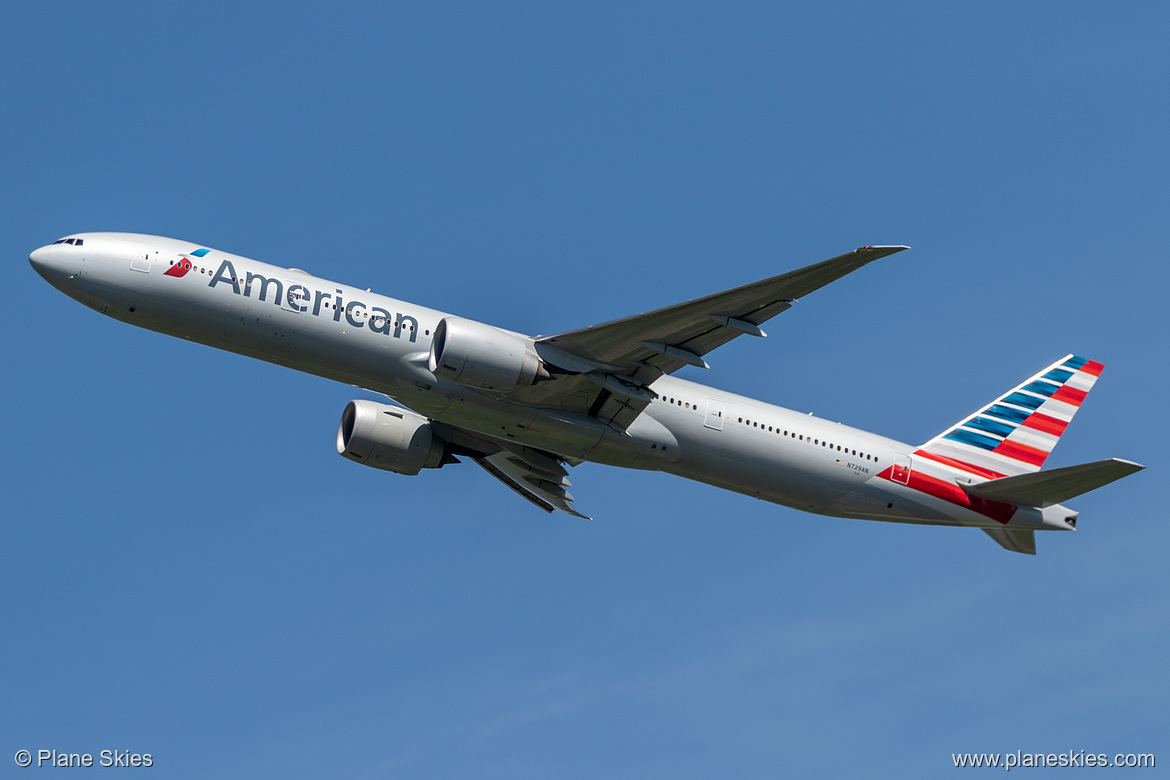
[735, 414, 875, 461]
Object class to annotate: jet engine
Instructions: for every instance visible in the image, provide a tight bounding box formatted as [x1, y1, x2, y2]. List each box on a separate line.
[428, 316, 547, 392]
[336, 400, 448, 475]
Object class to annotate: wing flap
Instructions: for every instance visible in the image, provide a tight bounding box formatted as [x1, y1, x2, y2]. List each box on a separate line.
[965, 458, 1145, 508]
[474, 451, 591, 519]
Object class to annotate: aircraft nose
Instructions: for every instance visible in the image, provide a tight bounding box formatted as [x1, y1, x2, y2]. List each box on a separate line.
[29, 244, 54, 273]
[29, 243, 74, 282]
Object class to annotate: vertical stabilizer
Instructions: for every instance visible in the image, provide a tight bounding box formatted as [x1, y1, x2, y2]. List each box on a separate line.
[918, 355, 1104, 478]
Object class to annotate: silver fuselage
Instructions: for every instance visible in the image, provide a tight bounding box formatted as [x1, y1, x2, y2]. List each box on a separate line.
[29, 233, 1075, 533]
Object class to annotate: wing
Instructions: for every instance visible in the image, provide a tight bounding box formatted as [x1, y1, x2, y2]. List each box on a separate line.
[430, 421, 591, 519]
[474, 451, 590, 519]
[508, 245, 909, 429]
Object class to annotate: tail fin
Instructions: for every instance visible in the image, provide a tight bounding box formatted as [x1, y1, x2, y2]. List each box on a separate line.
[983, 527, 1036, 555]
[918, 355, 1104, 478]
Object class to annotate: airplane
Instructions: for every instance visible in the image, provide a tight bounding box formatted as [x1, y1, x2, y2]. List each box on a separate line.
[29, 233, 1143, 554]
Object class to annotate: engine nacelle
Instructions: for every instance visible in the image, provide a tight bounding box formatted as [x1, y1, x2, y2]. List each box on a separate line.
[428, 316, 543, 392]
[336, 400, 446, 475]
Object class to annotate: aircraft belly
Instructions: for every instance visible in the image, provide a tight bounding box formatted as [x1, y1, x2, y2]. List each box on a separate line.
[825, 484, 957, 525]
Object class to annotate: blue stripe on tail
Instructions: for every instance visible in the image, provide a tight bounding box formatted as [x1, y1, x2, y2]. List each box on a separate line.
[944, 429, 1000, 450]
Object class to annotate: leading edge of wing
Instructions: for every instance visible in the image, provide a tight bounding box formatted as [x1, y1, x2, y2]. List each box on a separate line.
[536, 245, 910, 371]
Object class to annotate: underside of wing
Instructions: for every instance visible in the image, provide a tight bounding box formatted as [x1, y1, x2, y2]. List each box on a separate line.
[474, 451, 590, 519]
[506, 245, 908, 429]
[429, 421, 590, 519]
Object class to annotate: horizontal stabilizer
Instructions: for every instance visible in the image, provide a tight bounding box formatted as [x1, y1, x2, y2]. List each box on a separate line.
[983, 527, 1036, 555]
[966, 458, 1145, 508]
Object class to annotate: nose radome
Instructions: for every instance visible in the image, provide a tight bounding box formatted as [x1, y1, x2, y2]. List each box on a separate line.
[29, 245, 53, 273]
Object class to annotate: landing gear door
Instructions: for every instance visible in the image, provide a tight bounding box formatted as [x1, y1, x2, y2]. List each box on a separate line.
[704, 399, 725, 431]
[891, 453, 912, 485]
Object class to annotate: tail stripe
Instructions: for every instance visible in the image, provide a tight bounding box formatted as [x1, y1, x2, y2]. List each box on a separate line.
[944, 429, 1000, 450]
[1022, 380, 1060, 397]
[986, 404, 1030, 424]
[967, 417, 1015, 437]
[1052, 385, 1087, 406]
[1006, 426, 1059, 452]
[993, 439, 1047, 466]
[1003, 392, 1044, 410]
[919, 354, 1104, 477]
[913, 449, 1006, 480]
[1021, 413, 1068, 437]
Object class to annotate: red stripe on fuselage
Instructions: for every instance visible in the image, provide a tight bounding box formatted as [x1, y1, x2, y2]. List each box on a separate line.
[1020, 412, 1068, 437]
[881, 464, 1017, 524]
[912, 449, 1006, 480]
[993, 438, 1048, 466]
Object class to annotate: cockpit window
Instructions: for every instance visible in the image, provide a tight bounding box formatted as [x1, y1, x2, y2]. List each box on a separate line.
[52, 238, 83, 245]
[73, 239, 83, 246]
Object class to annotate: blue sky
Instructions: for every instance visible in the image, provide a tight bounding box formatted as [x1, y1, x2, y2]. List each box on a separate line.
[2, 3, 1166, 777]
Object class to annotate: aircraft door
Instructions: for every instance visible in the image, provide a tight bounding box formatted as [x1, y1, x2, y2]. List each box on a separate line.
[127, 241, 152, 273]
[704, 399, 725, 431]
[891, 453, 912, 485]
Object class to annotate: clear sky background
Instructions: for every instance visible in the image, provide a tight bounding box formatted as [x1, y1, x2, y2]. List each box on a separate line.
[1, 3, 1166, 777]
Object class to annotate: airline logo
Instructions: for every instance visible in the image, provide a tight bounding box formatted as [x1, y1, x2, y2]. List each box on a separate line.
[872, 355, 1106, 524]
[203, 257, 422, 343]
[919, 355, 1104, 478]
[163, 248, 210, 278]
